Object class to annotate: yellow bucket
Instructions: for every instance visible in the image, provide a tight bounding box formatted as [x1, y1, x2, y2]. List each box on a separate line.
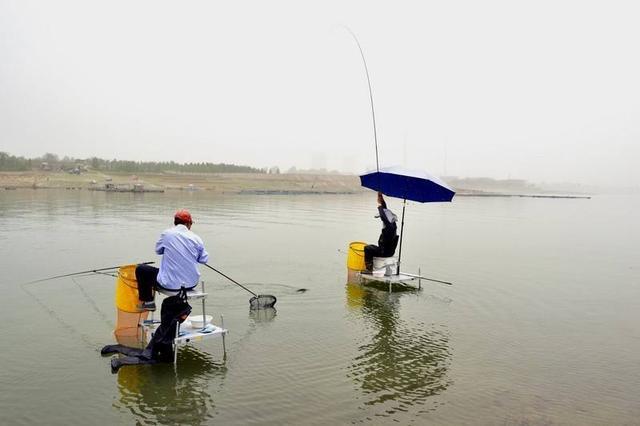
[115, 264, 142, 313]
[347, 241, 366, 271]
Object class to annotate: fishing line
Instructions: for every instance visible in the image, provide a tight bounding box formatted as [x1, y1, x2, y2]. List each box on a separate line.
[20, 266, 136, 350]
[72, 277, 115, 330]
[21, 282, 101, 351]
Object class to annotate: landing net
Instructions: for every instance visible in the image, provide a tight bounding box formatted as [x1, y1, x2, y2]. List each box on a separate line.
[249, 295, 277, 309]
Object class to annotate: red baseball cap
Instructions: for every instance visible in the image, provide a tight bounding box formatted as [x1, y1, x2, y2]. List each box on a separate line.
[174, 209, 193, 223]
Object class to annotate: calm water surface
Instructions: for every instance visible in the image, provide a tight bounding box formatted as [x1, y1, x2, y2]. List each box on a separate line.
[0, 190, 638, 425]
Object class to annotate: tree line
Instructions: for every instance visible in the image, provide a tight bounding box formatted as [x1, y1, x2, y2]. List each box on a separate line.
[0, 152, 32, 171]
[0, 152, 264, 174]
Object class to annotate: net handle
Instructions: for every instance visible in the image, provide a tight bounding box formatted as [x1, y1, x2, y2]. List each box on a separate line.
[203, 263, 257, 297]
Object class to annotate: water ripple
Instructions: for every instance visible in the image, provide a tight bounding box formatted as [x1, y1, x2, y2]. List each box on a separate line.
[113, 347, 226, 425]
[346, 284, 452, 419]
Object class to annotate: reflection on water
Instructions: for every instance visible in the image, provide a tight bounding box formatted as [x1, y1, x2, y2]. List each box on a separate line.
[4, 191, 638, 424]
[346, 282, 451, 417]
[249, 307, 277, 323]
[114, 347, 226, 425]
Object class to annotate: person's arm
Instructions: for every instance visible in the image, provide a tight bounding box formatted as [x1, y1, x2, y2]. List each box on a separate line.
[378, 205, 392, 227]
[198, 245, 209, 264]
[377, 192, 387, 209]
[195, 236, 209, 263]
[155, 233, 165, 255]
[377, 192, 392, 227]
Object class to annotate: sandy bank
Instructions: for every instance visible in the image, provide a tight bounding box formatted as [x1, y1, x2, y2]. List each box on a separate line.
[0, 171, 364, 194]
[0, 171, 591, 199]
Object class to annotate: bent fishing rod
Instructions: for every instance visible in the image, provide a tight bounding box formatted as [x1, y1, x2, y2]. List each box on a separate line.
[345, 26, 380, 172]
[25, 261, 155, 285]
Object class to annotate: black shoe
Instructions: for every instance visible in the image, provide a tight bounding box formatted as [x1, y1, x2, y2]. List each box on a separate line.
[101, 345, 117, 356]
[137, 301, 156, 312]
[111, 358, 122, 374]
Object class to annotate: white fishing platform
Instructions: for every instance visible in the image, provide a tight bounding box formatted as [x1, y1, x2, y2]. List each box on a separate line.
[141, 282, 228, 364]
[353, 257, 416, 290]
[352, 256, 444, 292]
[357, 270, 425, 291]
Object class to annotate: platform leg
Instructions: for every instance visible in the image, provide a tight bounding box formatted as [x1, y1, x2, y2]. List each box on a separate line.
[201, 281, 207, 331]
[221, 314, 227, 360]
[173, 321, 179, 365]
[418, 267, 422, 290]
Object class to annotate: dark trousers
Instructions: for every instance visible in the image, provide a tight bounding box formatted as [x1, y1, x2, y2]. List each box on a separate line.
[364, 244, 385, 270]
[135, 264, 160, 302]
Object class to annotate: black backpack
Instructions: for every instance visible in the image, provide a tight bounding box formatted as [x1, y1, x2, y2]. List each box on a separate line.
[141, 287, 192, 362]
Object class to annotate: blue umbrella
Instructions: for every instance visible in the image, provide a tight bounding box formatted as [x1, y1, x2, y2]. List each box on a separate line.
[360, 166, 455, 203]
[359, 165, 455, 275]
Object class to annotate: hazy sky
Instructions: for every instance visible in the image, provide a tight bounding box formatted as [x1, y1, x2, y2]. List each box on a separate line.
[1, 1, 638, 186]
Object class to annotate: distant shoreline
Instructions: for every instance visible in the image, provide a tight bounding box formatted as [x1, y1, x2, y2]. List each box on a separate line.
[0, 171, 592, 199]
[455, 193, 591, 199]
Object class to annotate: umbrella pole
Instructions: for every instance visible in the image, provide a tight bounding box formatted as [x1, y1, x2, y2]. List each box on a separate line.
[396, 199, 406, 275]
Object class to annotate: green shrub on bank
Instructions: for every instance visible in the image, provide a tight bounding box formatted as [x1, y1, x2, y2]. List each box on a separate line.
[0, 152, 31, 171]
[0, 152, 263, 174]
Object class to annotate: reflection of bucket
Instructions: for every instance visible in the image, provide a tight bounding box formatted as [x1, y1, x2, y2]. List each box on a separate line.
[346, 282, 365, 309]
[114, 264, 149, 341]
[346, 269, 361, 285]
[347, 241, 366, 271]
[114, 309, 148, 346]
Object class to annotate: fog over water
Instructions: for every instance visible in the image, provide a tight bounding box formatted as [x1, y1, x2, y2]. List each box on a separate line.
[1, 1, 639, 186]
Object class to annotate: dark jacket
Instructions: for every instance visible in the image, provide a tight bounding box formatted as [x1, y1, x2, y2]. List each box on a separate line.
[377, 203, 398, 256]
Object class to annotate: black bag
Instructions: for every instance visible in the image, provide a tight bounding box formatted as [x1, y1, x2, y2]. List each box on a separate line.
[141, 287, 192, 362]
[102, 287, 192, 371]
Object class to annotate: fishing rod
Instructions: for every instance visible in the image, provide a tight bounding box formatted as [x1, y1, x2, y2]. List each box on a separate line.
[345, 26, 379, 172]
[203, 263, 277, 309]
[24, 261, 155, 285]
[337, 249, 452, 285]
[401, 273, 453, 286]
[204, 263, 257, 296]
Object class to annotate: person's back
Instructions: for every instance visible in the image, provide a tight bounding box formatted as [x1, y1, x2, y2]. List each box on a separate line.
[135, 209, 209, 311]
[156, 223, 208, 289]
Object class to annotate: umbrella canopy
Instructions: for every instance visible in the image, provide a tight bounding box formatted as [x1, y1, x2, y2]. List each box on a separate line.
[359, 166, 455, 203]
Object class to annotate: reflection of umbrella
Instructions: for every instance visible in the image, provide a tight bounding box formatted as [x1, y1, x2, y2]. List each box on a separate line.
[359, 165, 455, 274]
